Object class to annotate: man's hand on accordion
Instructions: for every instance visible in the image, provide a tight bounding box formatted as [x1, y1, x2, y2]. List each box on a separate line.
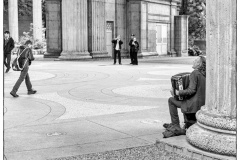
[175, 90, 179, 96]
[170, 88, 174, 96]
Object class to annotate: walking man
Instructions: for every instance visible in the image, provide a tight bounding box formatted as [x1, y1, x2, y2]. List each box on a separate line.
[128, 34, 135, 64]
[4, 31, 15, 73]
[112, 35, 123, 65]
[10, 40, 37, 97]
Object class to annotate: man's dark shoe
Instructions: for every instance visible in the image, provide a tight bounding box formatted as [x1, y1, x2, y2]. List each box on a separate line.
[10, 91, 19, 98]
[113, 63, 116, 65]
[119, 63, 122, 65]
[163, 123, 174, 129]
[5, 67, 11, 73]
[28, 90, 37, 95]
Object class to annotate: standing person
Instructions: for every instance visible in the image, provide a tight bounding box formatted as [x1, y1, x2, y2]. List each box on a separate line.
[10, 40, 36, 98]
[112, 35, 123, 65]
[4, 31, 15, 73]
[130, 37, 139, 65]
[128, 34, 135, 64]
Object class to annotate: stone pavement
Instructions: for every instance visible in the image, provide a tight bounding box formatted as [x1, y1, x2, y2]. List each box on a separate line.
[4, 57, 235, 160]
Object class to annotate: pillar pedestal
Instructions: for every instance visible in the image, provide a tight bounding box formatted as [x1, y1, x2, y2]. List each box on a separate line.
[59, 0, 91, 60]
[186, 0, 236, 156]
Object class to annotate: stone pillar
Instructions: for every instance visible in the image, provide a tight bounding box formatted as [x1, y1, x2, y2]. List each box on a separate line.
[33, 0, 42, 42]
[115, 0, 128, 57]
[186, 0, 236, 156]
[174, 15, 188, 57]
[59, 0, 91, 60]
[88, 0, 109, 58]
[44, 0, 62, 58]
[8, 0, 18, 42]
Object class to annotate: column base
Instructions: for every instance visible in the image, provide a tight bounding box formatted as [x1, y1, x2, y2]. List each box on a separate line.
[44, 52, 61, 58]
[90, 51, 111, 59]
[186, 123, 236, 156]
[138, 52, 159, 58]
[59, 51, 92, 60]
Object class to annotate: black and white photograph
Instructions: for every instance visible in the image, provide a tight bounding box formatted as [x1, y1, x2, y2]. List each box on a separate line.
[2, 0, 237, 159]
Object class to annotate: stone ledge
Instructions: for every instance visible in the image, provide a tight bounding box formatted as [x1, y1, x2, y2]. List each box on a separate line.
[48, 136, 235, 160]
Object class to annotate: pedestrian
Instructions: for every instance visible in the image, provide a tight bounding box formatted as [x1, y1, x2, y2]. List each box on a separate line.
[4, 31, 15, 73]
[112, 35, 123, 65]
[130, 37, 139, 65]
[10, 40, 37, 98]
[128, 34, 135, 64]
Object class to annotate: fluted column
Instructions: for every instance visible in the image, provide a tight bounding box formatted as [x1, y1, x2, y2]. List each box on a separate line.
[33, 0, 42, 42]
[8, 0, 18, 42]
[88, 0, 109, 58]
[59, 0, 91, 60]
[186, 0, 236, 156]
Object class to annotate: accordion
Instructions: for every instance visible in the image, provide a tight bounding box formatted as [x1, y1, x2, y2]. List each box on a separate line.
[171, 72, 191, 100]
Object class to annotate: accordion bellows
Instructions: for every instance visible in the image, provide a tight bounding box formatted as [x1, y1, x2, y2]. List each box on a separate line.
[171, 72, 191, 100]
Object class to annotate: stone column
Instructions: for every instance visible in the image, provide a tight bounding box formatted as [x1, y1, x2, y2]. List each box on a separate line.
[8, 0, 18, 42]
[186, 0, 236, 156]
[33, 0, 42, 42]
[174, 15, 188, 57]
[59, 0, 91, 60]
[44, 0, 62, 58]
[88, 0, 109, 58]
[115, 0, 128, 57]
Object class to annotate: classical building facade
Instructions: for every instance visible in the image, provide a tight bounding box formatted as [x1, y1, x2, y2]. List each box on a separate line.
[45, 0, 181, 59]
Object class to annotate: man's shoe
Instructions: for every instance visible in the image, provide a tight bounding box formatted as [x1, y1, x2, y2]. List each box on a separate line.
[119, 63, 122, 65]
[10, 91, 19, 98]
[113, 63, 116, 65]
[163, 123, 173, 129]
[5, 67, 11, 73]
[28, 90, 37, 95]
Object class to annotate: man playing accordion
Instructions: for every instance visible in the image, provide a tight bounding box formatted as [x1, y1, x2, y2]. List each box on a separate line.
[163, 55, 206, 138]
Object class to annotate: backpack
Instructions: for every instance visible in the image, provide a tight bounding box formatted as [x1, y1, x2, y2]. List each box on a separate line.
[12, 47, 28, 71]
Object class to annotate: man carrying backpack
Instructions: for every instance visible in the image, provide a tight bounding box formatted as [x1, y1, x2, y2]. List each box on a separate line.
[10, 40, 37, 97]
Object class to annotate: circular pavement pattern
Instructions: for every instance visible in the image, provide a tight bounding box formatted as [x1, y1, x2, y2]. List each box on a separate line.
[4, 71, 56, 84]
[112, 85, 171, 98]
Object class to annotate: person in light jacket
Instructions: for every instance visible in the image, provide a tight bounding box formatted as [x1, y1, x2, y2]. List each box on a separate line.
[10, 40, 37, 97]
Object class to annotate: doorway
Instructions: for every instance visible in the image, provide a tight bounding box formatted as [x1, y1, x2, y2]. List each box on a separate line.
[156, 24, 168, 55]
[106, 22, 114, 57]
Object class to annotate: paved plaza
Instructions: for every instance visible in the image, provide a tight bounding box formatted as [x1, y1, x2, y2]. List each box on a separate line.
[4, 57, 232, 160]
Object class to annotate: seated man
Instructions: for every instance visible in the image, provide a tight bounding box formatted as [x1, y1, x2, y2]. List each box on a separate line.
[163, 55, 206, 138]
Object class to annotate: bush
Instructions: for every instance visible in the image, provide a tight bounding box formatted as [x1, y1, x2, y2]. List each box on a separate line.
[188, 45, 203, 56]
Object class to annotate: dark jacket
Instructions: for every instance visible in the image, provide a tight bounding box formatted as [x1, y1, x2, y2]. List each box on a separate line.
[179, 69, 206, 113]
[129, 40, 139, 53]
[18, 46, 35, 68]
[4, 37, 15, 54]
[112, 39, 123, 50]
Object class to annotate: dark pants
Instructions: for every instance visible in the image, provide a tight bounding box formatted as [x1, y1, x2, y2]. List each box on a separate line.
[4, 53, 11, 69]
[132, 51, 138, 65]
[130, 51, 134, 63]
[168, 97, 196, 126]
[12, 62, 32, 93]
[114, 50, 121, 64]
